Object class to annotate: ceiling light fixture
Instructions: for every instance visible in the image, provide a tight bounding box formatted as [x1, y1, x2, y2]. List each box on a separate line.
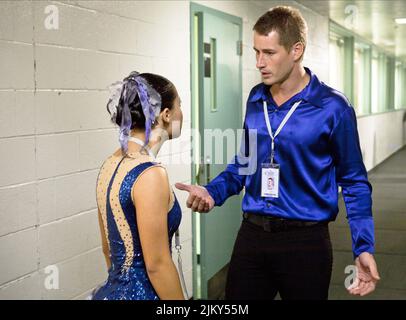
[395, 18, 406, 24]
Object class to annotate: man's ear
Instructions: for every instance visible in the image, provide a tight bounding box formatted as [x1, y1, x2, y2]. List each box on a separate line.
[291, 42, 305, 61]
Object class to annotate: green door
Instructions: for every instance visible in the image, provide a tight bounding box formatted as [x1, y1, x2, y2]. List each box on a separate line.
[191, 3, 243, 299]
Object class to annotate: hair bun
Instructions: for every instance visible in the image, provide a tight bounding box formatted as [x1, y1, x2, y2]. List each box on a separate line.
[107, 72, 177, 132]
[125, 71, 140, 82]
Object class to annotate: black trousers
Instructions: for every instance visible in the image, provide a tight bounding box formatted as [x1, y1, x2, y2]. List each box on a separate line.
[225, 216, 333, 300]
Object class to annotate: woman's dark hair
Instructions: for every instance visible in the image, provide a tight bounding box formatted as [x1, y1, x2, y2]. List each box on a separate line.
[109, 72, 177, 130]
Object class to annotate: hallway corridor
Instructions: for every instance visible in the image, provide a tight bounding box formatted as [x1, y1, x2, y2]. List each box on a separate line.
[1, 0, 405, 301]
[330, 146, 406, 299]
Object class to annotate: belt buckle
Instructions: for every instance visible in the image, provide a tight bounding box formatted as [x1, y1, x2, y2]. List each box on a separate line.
[263, 216, 285, 232]
[271, 219, 286, 232]
[263, 217, 272, 232]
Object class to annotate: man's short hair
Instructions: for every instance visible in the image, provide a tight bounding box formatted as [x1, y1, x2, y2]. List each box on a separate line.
[253, 6, 308, 60]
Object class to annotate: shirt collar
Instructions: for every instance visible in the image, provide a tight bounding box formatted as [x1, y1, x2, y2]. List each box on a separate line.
[248, 67, 325, 108]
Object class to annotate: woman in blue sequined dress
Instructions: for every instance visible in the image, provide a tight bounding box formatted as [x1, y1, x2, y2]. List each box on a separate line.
[90, 72, 185, 300]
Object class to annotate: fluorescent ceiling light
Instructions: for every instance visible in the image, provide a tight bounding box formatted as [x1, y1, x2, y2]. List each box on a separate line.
[395, 18, 406, 24]
[382, 40, 395, 46]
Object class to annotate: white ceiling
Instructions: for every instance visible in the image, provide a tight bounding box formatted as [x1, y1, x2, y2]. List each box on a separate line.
[296, 0, 406, 59]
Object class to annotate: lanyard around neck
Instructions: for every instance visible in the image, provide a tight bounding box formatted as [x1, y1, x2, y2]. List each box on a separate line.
[263, 100, 301, 163]
[127, 136, 155, 159]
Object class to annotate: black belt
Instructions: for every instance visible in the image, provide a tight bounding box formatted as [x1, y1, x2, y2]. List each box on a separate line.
[243, 212, 328, 232]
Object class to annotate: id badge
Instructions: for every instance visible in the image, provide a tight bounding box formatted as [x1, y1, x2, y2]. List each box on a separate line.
[261, 163, 280, 198]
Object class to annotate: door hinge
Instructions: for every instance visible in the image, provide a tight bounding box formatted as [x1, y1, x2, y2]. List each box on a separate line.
[236, 40, 243, 56]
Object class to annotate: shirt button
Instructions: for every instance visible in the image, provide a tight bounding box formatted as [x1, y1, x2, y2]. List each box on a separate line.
[266, 202, 271, 208]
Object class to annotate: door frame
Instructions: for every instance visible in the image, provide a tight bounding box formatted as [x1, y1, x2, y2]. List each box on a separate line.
[190, 2, 243, 299]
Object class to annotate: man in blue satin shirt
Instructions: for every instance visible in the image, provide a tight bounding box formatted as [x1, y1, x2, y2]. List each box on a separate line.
[176, 6, 380, 300]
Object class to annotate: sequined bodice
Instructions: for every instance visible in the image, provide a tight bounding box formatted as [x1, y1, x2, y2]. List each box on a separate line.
[92, 156, 182, 300]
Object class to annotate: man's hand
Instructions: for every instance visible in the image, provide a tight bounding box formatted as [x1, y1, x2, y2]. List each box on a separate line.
[348, 252, 380, 297]
[175, 183, 215, 213]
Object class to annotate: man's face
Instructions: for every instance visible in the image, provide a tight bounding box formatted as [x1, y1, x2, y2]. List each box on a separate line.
[253, 30, 295, 86]
[268, 177, 274, 189]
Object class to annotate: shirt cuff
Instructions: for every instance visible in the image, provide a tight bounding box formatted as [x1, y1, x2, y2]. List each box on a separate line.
[348, 216, 375, 259]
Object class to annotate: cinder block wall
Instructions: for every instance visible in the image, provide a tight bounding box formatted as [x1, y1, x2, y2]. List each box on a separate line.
[0, 0, 330, 299]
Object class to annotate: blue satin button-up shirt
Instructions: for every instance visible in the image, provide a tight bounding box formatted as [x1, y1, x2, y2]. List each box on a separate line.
[204, 67, 375, 258]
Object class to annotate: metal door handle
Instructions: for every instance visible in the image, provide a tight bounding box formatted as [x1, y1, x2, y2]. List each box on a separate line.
[196, 161, 204, 185]
[205, 156, 211, 183]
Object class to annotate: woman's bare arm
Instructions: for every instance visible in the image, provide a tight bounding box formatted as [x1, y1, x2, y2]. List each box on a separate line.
[133, 166, 185, 300]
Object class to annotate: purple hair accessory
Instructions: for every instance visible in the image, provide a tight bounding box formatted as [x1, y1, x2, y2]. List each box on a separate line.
[106, 80, 124, 123]
[119, 85, 134, 152]
[132, 77, 161, 146]
[106, 71, 162, 153]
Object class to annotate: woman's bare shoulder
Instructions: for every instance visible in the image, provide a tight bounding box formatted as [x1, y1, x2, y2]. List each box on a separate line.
[134, 164, 168, 188]
[132, 164, 168, 197]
